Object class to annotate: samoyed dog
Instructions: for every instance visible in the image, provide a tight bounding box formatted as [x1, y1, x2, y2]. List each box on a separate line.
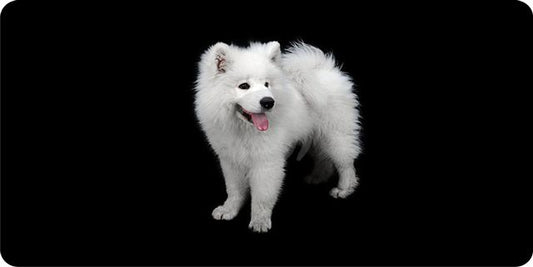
[194, 41, 361, 232]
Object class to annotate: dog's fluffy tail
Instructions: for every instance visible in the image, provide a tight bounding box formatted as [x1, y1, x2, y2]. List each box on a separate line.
[282, 42, 355, 112]
[282, 42, 337, 73]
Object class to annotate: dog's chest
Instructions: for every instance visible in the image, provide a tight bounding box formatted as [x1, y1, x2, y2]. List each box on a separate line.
[211, 130, 286, 163]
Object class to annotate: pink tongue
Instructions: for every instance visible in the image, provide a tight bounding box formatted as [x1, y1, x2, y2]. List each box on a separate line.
[250, 113, 269, 131]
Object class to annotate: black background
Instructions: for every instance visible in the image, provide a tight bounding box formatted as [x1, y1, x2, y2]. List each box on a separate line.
[1, 1, 532, 266]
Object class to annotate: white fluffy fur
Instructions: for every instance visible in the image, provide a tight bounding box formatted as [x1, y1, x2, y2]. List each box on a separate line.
[194, 41, 361, 232]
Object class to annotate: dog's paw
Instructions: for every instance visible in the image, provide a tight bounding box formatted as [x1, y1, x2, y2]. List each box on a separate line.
[212, 205, 238, 220]
[248, 217, 272, 233]
[330, 186, 355, 199]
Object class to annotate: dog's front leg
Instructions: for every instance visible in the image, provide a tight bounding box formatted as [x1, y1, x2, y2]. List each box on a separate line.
[212, 158, 248, 220]
[248, 159, 284, 233]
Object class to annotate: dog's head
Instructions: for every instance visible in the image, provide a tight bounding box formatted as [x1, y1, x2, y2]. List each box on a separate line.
[196, 41, 283, 131]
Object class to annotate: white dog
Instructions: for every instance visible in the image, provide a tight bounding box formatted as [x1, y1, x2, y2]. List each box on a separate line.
[194, 41, 361, 232]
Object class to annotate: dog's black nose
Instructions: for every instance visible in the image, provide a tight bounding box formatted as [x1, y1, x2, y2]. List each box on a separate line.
[260, 97, 275, 109]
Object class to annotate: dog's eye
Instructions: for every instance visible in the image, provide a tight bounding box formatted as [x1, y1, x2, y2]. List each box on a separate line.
[264, 82, 269, 87]
[238, 83, 250, 90]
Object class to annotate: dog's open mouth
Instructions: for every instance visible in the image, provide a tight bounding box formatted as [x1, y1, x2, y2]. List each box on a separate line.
[236, 105, 269, 131]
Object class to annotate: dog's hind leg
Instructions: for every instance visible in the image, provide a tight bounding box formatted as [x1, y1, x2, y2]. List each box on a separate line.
[330, 159, 358, 199]
[322, 131, 360, 199]
[212, 158, 248, 220]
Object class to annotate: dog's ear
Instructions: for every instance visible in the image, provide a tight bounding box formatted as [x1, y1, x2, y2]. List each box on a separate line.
[266, 41, 281, 63]
[212, 42, 230, 74]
